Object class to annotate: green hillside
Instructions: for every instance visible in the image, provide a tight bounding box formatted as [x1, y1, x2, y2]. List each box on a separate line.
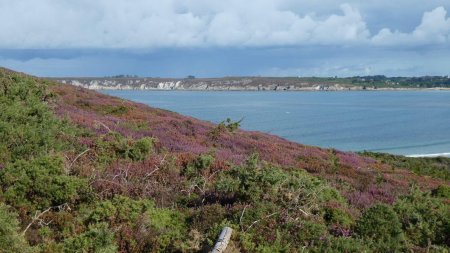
[0, 68, 449, 252]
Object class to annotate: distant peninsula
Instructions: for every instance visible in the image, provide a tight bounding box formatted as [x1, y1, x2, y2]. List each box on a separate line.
[52, 75, 450, 91]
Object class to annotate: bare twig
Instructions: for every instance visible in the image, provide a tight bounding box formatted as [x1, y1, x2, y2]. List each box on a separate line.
[245, 212, 278, 232]
[22, 203, 70, 236]
[297, 208, 310, 217]
[94, 120, 111, 132]
[239, 205, 249, 231]
[22, 207, 52, 236]
[145, 154, 167, 178]
[67, 148, 91, 171]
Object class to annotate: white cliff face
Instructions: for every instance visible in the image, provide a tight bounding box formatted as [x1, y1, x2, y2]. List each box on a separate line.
[157, 81, 181, 90]
[71, 80, 84, 87]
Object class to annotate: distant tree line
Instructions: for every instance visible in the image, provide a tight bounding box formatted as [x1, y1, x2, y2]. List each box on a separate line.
[107, 74, 139, 78]
[350, 75, 450, 88]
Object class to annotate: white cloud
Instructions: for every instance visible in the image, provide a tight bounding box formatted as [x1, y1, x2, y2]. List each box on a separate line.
[0, 0, 448, 48]
[372, 7, 450, 45]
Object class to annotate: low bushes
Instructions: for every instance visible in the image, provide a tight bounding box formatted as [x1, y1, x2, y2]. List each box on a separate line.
[355, 204, 406, 252]
[360, 151, 450, 180]
[94, 132, 155, 165]
[0, 156, 90, 211]
[0, 203, 34, 253]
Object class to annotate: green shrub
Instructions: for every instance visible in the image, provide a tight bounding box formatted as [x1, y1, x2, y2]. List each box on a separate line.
[356, 204, 405, 252]
[95, 133, 154, 164]
[89, 195, 154, 224]
[88, 195, 189, 252]
[359, 151, 450, 180]
[296, 220, 328, 243]
[223, 118, 242, 132]
[0, 91, 70, 164]
[183, 154, 214, 179]
[323, 206, 353, 228]
[0, 203, 34, 253]
[432, 185, 450, 198]
[129, 137, 155, 161]
[394, 187, 450, 248]
[215, 156, 287, 203]
[254, 230, 290, 253]
[144, 206, 188, 251]
[99, 104, 129, 116]
[63, 223, 117, 253]
[0, 156, 90, 211]
[310, 236, 372, 253]
[209, 117, 242, 139]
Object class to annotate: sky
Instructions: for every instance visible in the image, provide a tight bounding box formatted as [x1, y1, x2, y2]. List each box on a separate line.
[0, 0, 449, 77]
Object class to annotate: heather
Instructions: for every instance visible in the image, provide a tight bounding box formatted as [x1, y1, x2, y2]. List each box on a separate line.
[0, 68, 449, 252]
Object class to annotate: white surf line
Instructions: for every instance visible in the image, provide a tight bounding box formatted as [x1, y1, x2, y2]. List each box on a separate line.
[406, 152, 450, 158]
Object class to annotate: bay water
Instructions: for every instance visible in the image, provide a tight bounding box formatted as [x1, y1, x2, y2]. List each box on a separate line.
[102, 90, 450, 157]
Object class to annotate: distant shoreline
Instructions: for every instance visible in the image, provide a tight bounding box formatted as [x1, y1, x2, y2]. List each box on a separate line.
[52, 78, 450, 92]
[49, 76, 450, 91]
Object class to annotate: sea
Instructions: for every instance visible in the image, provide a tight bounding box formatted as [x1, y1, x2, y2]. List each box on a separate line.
[101, 90, 450, 157]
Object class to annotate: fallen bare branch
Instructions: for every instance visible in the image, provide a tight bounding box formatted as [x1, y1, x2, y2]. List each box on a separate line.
[245, 212, 277, 232]
[94, 120, 112, 132]
[67, 148, 91, 171]
[22, 203, 70, 236]
[239, 205, 249, 231]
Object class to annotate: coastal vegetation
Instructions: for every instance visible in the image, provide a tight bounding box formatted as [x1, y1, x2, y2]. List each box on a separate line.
[0, 68, 449, 252]
[360, 151, 450, 181]
[295, 75, 450, 88]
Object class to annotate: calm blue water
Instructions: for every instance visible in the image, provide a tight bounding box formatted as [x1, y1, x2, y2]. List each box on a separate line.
[102, 90, 450, 157]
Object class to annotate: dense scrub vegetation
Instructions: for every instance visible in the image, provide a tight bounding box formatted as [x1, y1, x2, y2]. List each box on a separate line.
[360, 151, 450, 180]
[0, 68, 449, 252]
[293, 75, 450, 88]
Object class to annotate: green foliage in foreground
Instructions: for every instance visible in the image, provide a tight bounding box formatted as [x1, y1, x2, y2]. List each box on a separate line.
[62, 223, 117, 253]
[94, 132, 155, 165]
[0, 75, 77, 165]
[360, 151, 450, 180]
[355, 204, 406, 252]
[0, 69, 448, 252]
[0, 203, 34, 253]
[0, 156, 90, 211]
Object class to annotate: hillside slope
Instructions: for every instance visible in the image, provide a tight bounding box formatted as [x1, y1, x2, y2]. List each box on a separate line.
[1, 68, 449, 252]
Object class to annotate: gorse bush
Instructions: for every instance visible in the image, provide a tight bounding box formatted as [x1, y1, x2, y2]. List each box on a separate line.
[86, 195, 190, 252]
[394, 187, 450, 248]
[360, 151, 450, 180]
[432, 184, 450, 198]
[211, 154, 359, 251]
[63, 223, 117, 253]
[222, 117, 242, 132]
[309, 236, 372, 253]
[209, 117, 242, 140]
[356, 204, 406, 252]
[0, 203, 34, 253]
[0, 81, 70, 164]
[94, 132, 155, 165]
[0, 156, 90, 211]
